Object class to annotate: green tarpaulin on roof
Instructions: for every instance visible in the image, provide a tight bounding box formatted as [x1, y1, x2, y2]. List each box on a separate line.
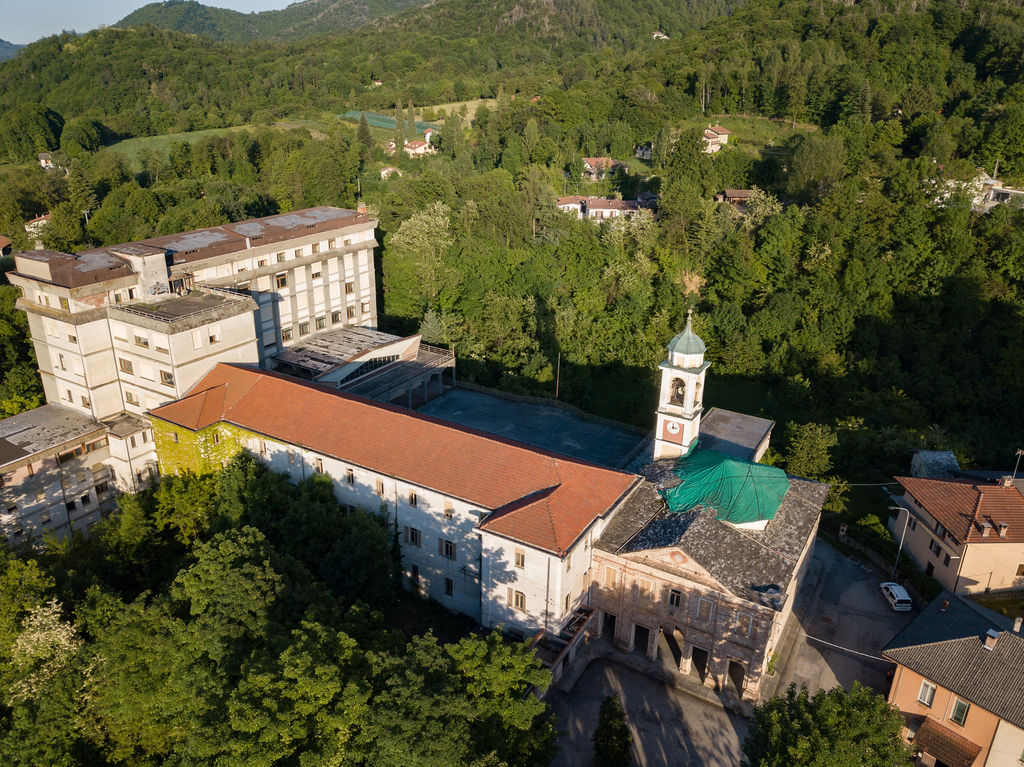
[661, 449, 789, 525]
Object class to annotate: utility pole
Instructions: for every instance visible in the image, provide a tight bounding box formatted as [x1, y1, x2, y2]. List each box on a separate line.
[555, 351, 561, 400]
[888, 506, 910, 580]
[1012, 448, 1024, 481]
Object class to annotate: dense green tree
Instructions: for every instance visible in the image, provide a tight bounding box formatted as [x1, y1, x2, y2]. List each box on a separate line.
[592, 694, 632, 767]
[743, 682, 909, 767]
[0, 104, 63, 162]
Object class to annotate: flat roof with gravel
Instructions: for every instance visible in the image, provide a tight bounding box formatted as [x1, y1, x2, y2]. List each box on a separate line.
[416, 388, 647, 469]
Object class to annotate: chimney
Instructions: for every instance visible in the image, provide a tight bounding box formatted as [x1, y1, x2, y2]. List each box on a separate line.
[940, 600, 950, 613]
[999, 475, 1015, 487]
[999, 522, 1009, 538]
[1015, 616, 1022, 634]
[357, 202, 366, 214]
[244, 236, 251, 249]
[981, 521, 992, 538]
[984, 628, 999, 651]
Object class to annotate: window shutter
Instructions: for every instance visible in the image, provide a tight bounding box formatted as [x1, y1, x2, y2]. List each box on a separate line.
[438, 538, 444, 555]
[507, 587, 513, 605]
[403, 526, 409, 544]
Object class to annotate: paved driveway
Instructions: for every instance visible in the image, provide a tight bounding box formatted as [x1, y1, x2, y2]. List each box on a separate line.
[774, 540, 915, 696]
[547, 658, 748, 767]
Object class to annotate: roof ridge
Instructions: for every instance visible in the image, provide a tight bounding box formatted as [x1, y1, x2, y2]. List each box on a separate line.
[222, 365, 633, 474]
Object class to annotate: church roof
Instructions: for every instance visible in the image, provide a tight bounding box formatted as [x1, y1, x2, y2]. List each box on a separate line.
[149, 364, 639, 556]
[661, 448, 789, 526]
[668, 311, 706, 356]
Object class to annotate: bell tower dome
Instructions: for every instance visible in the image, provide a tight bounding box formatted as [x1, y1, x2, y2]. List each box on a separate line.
[654, 309, 709, 460]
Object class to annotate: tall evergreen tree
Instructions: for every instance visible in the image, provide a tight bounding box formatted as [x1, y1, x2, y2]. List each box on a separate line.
[593, 695, 632, 767]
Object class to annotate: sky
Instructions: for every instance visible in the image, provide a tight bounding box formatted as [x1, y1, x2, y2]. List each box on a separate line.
[0, 0, 289, 44]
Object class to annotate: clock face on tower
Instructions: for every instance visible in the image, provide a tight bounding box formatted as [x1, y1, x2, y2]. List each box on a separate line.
[661, 418, 684, 443]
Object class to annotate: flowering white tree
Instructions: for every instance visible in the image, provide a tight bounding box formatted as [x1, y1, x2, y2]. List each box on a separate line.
[6, 599, 81, 704]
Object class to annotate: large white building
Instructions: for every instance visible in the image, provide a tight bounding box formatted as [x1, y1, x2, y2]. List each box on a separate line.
[147, 363, 642, 637]
[1, 206, 379, 538]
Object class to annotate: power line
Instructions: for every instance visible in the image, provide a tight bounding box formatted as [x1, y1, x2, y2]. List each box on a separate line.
[798, 630, 892, 662]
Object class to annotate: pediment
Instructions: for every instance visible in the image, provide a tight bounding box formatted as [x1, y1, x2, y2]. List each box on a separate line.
[621, 546, 725, 590]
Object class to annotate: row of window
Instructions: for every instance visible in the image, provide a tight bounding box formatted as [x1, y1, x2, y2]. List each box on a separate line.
[401, 526, 458, 560]
[409, 566, 456, 598]
[117, 358, 174, 387]
[240, 239, 362, 273]
[279, 304, 372, 342]
[4, 479, 110, 526]
[917, 680, 970, 726]
[290, 450, 460, 525]
[603, 566, 754, 635]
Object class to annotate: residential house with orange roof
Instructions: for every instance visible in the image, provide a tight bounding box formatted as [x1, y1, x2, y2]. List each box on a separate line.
[556, 196, 640, 221]
[888, 475, 1024, 594]
[581, 157, 624, 180]
[883, 591, 1024, 767]
[703, 125, 732, 153]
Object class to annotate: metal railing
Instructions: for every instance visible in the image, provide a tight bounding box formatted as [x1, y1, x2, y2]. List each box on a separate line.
[109, 288, 251, 325]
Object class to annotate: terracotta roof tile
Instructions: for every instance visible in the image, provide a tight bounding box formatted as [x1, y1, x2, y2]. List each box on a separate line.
[914, 717, 982, 767]
[896, 476, 1024, 543]
[150, 364, 638, 554]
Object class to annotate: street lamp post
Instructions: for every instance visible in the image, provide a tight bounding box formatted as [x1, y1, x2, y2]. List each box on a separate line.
[889, 506, 910, 580]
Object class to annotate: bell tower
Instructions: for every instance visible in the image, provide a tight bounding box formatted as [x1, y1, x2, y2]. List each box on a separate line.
[654, 309, 709, 461]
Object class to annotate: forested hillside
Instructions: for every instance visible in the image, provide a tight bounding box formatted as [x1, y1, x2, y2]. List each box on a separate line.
[117, 0, 434, 42]
[0, 0, 740, 143]
[0, 453, 556, 765]
[0, 0, 1023, 477]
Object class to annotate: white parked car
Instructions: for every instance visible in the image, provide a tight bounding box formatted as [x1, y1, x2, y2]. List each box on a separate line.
[880, 582, 913, 612]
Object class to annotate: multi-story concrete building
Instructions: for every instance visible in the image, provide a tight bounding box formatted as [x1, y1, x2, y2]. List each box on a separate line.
[0, 404, 119, 544]
[1, 206, 379, 531]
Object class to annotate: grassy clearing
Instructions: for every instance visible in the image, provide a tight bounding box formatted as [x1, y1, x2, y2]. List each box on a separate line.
[968, 592, 1024, 620]
[676, 114, 816, 157]
[106, 126, 256, 169]
[419, 98, 496, 126]
[106, 119, 342, 171]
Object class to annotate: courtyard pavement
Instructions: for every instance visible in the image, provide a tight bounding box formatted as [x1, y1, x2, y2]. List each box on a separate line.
[417, 388, 646, 468]
[547, 658, 749, 767]
[772, 539, 914, 696]
[546, 539, 913, 766]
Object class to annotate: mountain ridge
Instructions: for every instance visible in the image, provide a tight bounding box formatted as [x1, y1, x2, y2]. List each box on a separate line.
[116, 0, 434, 42]
[0, 39, 23, 61]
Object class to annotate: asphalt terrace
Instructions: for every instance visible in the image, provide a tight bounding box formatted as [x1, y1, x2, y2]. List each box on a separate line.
[417, 388, 647, 468]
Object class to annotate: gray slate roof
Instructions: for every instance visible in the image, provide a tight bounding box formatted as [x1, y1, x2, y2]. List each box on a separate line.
[883, 592, 1024, 729]
[597, 473, 828, 610]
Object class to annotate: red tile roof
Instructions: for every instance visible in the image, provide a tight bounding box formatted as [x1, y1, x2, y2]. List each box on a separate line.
[583, 157, 622, 170]
[150, 364, 639, 555]
[897, 476, 1024, 543]
[914, 717, 982, 767]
